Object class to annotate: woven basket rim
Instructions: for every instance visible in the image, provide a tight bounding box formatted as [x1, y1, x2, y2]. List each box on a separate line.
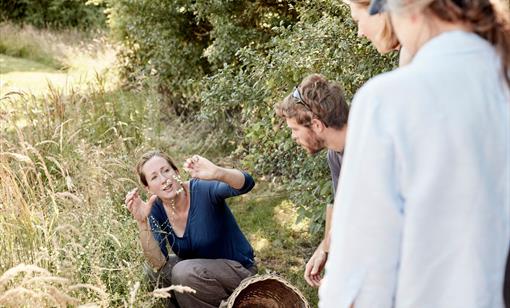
[224, 273, 310, 308]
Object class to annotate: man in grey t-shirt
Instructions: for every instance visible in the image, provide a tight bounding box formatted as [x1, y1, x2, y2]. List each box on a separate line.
[275, 74, 349, 288]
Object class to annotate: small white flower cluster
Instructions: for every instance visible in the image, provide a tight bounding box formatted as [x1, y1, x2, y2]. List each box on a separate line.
[172, 175, 184, 194]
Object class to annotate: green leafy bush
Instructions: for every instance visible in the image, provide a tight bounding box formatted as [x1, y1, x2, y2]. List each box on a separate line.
[0, 0, 106, 29]
[107, 0, 398, 232]
[107, 0, 296, 116]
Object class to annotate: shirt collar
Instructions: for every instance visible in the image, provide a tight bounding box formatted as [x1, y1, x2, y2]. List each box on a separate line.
[411, 30, 490, 65]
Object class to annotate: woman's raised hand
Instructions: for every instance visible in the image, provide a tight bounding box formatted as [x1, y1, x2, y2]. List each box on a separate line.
[124, 188, 158, 224]
[183, 155, 219, 180]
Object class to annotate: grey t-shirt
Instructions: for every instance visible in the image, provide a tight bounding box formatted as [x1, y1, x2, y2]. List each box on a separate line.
[327, 149, 343, 205]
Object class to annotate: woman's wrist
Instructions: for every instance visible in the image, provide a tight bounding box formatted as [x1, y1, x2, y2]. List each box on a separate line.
[213, 166, 225, 181]
[137, 218, 150, 231]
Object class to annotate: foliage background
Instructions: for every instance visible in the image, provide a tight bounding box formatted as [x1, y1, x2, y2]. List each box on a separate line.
[105, 0, 398, 231]
[0, 0, 106, 29]
[0, 0, 398, 231]
[1, 1, 398, 306]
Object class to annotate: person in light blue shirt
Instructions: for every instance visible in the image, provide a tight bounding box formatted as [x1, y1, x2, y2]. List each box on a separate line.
[319, 0, 510, 307]
[505, 256, 510, 307]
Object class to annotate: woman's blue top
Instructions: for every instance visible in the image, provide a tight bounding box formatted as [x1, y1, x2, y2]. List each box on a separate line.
[148, 172, 255, 268]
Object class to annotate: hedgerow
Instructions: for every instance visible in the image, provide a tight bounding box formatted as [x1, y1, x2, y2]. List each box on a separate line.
[106, 0, 398, 231]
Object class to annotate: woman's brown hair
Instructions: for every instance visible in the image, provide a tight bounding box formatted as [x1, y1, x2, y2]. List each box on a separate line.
[429, 0, 510, 86]
[136, 150, 179, 187]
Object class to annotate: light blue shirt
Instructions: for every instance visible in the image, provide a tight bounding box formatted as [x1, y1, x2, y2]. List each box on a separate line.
[319, 31, 510, 308]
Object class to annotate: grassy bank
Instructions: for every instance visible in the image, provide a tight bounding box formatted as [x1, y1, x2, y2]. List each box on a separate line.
[0, 24, 320, 306]
[0, 22, 117, 97]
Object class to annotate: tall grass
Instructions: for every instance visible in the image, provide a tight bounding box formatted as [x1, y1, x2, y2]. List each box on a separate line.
[0, 22, 64, 68]
[0, 71, 230, 306]
[0, 24, 215, 307]
[0, 22, 117, 82]
[1, 82, 142, 306]
[0, 23, 321, 307]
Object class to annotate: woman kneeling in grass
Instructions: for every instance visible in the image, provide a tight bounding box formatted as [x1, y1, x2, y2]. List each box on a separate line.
[125, 150, 257, 307]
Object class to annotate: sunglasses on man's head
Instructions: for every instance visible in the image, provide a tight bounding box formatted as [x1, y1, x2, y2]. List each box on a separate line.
[292, 86, 312, 111]
[291, 86, 327, 127]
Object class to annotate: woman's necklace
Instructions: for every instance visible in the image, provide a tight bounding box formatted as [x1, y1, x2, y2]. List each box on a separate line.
[166, 180, 187, 224]
[168, 199, 177, 221]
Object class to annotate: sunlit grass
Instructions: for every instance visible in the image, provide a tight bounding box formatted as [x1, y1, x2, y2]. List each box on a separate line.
[0, 54, 57, 74]
[0, 23, 63, 69]
[0, 23, 118, 97]
[0, 23, 321, 307]
[0, 59, 161, 305]
[0, 89, 183, 306]
[0, 55, 71, 97]
[231, 192, 320, 305]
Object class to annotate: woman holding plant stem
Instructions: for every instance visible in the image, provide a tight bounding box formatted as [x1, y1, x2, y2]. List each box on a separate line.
[125, 151, 257, 307]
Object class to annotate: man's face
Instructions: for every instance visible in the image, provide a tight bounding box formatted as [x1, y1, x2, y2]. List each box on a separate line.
[286, 117, 325, 155]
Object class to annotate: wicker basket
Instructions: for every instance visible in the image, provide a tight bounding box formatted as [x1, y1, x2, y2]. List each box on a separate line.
[221, 274, 310, 308]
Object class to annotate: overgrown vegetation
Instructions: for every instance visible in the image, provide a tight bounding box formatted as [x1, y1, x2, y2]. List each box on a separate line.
[0, 0, 106, 30]
[1, 1, 398, 305]
[0, 70, 157, 306]
[0, 24, 321, 306]
[106, 0, 398, 231]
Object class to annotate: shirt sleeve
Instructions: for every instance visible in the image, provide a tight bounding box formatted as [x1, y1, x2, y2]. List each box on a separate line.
[319, 82, 403, 308]
[210, 171, 255, 203]
[327, 150, 341, 204]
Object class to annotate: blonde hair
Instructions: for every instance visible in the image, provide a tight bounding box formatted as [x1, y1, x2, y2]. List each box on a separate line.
[387, 0, 510, 86]
[349, 0, 400, 52]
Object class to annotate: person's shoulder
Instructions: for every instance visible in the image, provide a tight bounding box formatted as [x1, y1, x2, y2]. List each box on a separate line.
[358, 66, 418, 99]
[352, 65, 426, 116]
[189, 178, 217, 194]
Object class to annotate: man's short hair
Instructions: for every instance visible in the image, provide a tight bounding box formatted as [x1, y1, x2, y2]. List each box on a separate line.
[275, 74, 349, 129]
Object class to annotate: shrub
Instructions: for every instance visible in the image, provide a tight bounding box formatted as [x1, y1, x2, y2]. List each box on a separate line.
[106, 0, 398, 232]
[200, 1, 398, 230]
[0, 0, 106, 29]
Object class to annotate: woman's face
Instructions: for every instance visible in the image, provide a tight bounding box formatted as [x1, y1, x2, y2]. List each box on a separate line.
[142, 156, 182, 200]
[347, 1, 390, 53]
